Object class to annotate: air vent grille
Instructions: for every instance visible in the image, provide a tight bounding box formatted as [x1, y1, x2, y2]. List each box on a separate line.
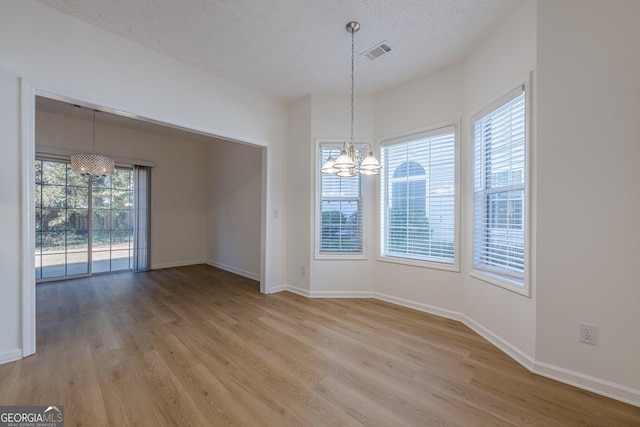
[363, 42, 392, 61]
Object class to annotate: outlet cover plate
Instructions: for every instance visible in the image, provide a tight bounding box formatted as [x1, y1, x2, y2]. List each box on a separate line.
[579, 323, 598, 345]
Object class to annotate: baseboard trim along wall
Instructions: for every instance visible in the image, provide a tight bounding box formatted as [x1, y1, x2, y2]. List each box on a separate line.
[0, 349, 22, 365]
[206, 260, 260, 282]
[152, 260, 206, 270]
[270, 285, 640, 408]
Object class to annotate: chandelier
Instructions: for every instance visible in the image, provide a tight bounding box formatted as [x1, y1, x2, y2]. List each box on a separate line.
[321, 21, 381, 178]
[71, 110, 115, 176]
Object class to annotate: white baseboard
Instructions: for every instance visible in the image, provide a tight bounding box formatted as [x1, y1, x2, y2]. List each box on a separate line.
[460, 315, 536, 371]
[534, 361, 640, 407]
[279, 286, 373, 299]
[0, 348, 22, 365]
[206, 260, 260, 281]
[266, 284, 288, 294]
[151, 259, 205, 270]
[309, 290, 373, 298]
[373, 292, 463, 322]
[272, 284, 640, 407]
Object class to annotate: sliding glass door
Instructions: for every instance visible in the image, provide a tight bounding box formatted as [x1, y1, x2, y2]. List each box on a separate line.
[35, 159, 134, 281]
[92, 169, 134, 273]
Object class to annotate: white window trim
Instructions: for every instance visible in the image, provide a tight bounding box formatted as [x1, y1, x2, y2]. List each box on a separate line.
[377, 119, 461, 272]
[314, 138, 368, 260]
[469, 74, 531, 297]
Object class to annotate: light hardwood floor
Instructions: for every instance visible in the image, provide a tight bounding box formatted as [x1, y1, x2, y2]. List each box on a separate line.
[0, 265, 638, 426]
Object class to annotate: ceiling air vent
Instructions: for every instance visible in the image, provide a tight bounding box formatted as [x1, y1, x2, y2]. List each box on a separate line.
[363, 41, 392, 61]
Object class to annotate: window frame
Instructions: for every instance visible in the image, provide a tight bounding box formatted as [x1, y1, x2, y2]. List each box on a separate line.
[470, 77, 531, 296]
[378, 120, 460, 272]
[315, 138, 367, 260]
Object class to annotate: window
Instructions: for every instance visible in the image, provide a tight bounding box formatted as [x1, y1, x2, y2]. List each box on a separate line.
[35, 158, 135, 280]
[380, 124, 457, 268]
[472, 84, 528, 292]
[91, 169, 135, 273]
[317, 142, 363, 255]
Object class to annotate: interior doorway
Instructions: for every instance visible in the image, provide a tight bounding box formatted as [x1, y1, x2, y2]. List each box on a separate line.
[22, 86, 268, 358]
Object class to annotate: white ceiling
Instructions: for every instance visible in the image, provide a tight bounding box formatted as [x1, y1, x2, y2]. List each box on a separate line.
[36, 0, 522, 103]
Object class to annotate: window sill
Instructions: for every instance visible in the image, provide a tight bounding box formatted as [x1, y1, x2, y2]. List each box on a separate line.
[377, 255, 459, 272]
[469, 269, 530, 297]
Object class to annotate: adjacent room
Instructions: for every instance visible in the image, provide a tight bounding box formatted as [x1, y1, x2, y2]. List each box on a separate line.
[0, 0, 639, 425]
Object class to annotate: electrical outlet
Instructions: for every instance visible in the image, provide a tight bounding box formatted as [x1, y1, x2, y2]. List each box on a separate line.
[579, 323, 598, 345]
[301, 265, 306, 276]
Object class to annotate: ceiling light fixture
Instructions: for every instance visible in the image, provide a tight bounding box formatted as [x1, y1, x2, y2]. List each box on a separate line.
[71, 110, 115, 177]
[321, 21, 381, 178]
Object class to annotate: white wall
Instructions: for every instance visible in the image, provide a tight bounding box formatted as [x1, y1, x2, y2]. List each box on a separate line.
[310, 94, 376, 294]
[373, 62, 465, 311]
[0, 67, 21, 363]
[286, 95, 312, 291]
[0, 0, 287, 358]
[462, 0, 537, 359]
[36, 110, 209, 269]
[208, 140, 262, 280]
[536, 0, 640, 391]
[286, 94, 377, 295]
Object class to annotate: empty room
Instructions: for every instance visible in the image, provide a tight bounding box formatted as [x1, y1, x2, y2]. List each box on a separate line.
[0, 0, 639, 425]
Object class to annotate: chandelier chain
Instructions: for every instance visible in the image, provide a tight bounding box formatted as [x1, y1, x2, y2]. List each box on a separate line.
[92, 110, 96, 153]
[350, 24, 355, 145]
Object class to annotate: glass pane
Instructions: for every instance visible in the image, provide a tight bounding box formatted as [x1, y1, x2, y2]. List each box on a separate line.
[41, 254, 66, 279]
[110, 250, 131, 271]
[35, 160, 42, 184]
[67, 186, 89, 208]
[35, 254, 42, 280]
[40, 231, 66, 253]
[67, 231, 89, 250]
[66, 251, 88, 276]
[41, 161, 67, 185]
[112, 230, 132, 246]
[41, 185, 67, 208]
[36, 208, 43, 232]
[92, 250, 111, 273]
[93, 210, 111, 231]
[111, 209, 133, 230]
[92, 175, 112, 189]
[93, 188, 112, 209]
[67, 170, 89, 187]
[93, 231, 111, 249]
[112, 189, 133, 209]
[35, 232, 42, 253]
[40, 208, 66, 232]
[67, 209, 89, 232]
[35, 184, 42, 207]
[112, 169, 132, 190]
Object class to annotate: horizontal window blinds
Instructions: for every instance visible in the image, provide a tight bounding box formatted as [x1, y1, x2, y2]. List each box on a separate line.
[319, 145, 363, 253]
[473, 88, 526, 280]
[381, 128, 456, 263]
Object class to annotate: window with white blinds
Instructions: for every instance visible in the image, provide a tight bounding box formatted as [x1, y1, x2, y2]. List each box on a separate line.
[380, 126, 457, 266]
[473, 85, 527, 289]
[318, 143, 363, 255]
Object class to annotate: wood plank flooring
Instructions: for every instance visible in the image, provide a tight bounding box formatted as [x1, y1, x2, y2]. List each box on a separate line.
[0, 264, 638, 426]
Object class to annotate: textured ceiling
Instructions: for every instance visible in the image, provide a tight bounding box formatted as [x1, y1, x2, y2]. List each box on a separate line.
[36, 0, 521, 102]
